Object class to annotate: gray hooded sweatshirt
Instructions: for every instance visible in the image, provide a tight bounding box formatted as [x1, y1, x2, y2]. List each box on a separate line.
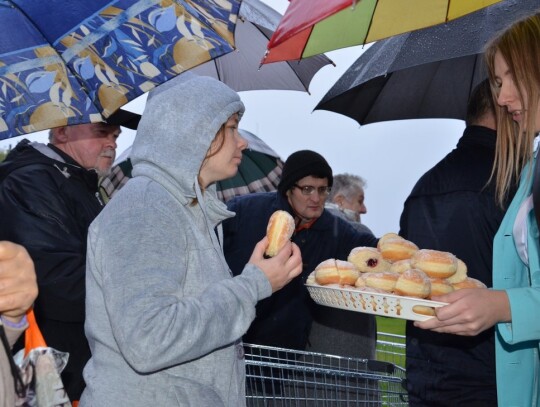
[80, 76, 272, 406]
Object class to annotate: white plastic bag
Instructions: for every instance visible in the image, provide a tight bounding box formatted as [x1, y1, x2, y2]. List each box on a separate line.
[13, 310, 71, 407]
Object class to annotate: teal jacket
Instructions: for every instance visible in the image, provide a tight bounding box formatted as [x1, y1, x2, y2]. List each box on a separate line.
[493, 159, 540, 407]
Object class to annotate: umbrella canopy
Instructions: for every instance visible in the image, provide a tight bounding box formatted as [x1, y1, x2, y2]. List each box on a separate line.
[262, 0, 501, 64]
[191, 0, 333, 92]
[315, 0, 538, 125]
[99, 128, 283, 203]
[0, 0, 240, 139]
[216, 129, 283, 201]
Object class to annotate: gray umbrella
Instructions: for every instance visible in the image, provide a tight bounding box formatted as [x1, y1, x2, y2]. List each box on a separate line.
[315, 0, 538, 125]
[191, 0, 333, 92]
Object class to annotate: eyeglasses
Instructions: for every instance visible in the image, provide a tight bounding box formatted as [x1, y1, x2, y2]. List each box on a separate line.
[293, 184, 332, 196]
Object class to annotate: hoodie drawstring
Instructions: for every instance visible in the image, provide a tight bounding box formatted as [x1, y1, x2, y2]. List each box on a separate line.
[194, 180, 232, 276]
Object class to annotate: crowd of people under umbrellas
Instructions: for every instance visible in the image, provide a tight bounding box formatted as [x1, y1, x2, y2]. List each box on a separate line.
[1, 9, 540, 407]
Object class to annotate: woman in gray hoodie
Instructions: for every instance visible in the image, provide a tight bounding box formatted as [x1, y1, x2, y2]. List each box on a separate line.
[79, 76, 302, 406]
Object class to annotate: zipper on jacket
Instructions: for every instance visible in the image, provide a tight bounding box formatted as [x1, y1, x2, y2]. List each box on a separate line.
[95, 192, 104, 207]
[53, 164, 71, 178]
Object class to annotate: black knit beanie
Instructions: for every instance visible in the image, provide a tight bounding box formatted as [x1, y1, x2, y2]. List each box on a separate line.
[278, 150, 333, 196]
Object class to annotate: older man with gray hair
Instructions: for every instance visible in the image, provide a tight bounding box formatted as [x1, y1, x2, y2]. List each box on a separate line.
[0, 110, 138, 402]
[325, 173, 373, 234]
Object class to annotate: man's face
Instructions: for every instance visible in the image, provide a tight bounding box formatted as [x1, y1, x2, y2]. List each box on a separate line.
[287, 175, 330, 223]
[336, 188, 367, 222]
[54, 123, 120, 177]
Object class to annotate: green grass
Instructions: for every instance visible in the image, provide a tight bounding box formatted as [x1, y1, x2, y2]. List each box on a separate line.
[376, 316, 406, 335]
[375, 317, 406, 370]
[375, 318, 408, 405]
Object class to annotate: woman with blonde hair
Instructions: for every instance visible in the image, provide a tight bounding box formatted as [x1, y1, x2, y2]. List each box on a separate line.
[416, 12, 540, 406]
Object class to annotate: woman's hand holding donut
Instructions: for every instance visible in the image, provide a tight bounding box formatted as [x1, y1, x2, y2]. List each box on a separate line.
[249, 237, 302, 293]
[414, 288, 510, 336]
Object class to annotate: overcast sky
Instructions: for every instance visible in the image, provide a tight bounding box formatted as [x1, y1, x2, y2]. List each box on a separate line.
[0, 0, 465, 236]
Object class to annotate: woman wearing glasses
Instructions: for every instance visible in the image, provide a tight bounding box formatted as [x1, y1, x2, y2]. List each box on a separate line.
[223, 150, 378, 356]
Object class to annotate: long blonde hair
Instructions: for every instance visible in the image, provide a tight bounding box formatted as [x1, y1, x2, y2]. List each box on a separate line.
[485, 12, 540, 206]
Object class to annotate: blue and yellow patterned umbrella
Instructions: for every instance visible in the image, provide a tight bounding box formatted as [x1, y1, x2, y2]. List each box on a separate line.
[0, 0, 240, 139]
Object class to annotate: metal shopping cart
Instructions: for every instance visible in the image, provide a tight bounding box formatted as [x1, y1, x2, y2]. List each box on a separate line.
[244, 341, 407, 406]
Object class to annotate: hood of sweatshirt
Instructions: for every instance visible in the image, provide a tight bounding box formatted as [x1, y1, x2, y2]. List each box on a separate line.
[130, 76, 245, 204]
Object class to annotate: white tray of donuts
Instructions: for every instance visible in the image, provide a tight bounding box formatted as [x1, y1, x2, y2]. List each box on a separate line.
[305, 233, 487, 322]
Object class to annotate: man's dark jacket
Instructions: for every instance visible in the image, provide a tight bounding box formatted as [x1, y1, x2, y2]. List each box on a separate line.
[399, 126, 512, 406]
[0, 140, 104, 401]
[223, 191, 378, 350]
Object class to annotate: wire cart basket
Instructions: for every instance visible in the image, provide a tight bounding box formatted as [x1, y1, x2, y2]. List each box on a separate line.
[245, 340, 407, 406]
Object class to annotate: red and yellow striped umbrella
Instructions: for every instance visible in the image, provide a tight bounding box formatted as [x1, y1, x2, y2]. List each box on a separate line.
[263, 0, 502, 64]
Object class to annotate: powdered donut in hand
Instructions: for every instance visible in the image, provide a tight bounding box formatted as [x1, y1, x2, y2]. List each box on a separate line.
[265, 210, 295, 257]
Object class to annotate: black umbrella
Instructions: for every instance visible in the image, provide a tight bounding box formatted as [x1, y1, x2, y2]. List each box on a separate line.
[315, 0, 539, 125]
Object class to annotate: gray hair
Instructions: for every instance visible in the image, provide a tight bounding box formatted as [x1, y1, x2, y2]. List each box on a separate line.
[329, 173, 366, 201]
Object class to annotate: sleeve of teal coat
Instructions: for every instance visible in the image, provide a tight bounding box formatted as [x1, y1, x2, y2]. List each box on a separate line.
[497, 185, 540, 344]
[499, 287, 540, 343]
